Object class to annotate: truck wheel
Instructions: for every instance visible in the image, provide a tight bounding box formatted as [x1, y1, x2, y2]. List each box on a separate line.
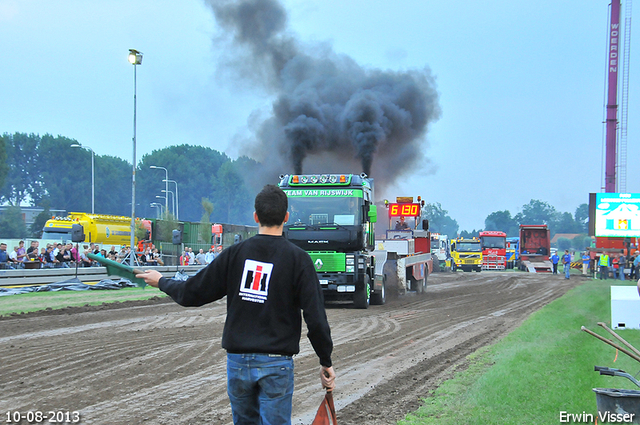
[354, 277, 370, 309]
[370, 276, 386, 305]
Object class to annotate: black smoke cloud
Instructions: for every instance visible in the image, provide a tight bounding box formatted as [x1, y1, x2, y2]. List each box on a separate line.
[207, 0, 441, 191]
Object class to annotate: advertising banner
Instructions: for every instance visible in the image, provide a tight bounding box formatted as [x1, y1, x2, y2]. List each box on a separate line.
[594, 193, 640, 237]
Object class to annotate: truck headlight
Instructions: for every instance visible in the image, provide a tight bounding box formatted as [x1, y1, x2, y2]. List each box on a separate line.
[346, 256, 355, 265]
[346, 266, 355, 273]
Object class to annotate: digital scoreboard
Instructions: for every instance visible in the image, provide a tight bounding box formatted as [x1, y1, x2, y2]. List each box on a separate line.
[388, 203, 420, 217]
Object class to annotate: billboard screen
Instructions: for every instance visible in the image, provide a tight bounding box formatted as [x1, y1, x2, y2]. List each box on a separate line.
[594, 193, 640, 237]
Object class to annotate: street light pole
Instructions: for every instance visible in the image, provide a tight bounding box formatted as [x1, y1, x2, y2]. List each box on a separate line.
[150, 165, 169, 217]
[150, 202, 162, 219]
[165, 179, 179, 221]
[162, 189, 175, 218]
[70, 143, 94, 214]
[129, 49, 143, 263]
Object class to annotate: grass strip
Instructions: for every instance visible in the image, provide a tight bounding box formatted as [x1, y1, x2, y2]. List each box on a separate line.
[0, 287, 168, 316]
[400, 279, 640, 425]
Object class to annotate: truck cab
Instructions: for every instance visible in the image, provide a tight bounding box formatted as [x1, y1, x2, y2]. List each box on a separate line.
[279, 173, 378, 308]
[450, 237, 482, 272]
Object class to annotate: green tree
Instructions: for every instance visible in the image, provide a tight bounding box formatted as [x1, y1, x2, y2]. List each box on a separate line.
[213, 161, 253, 224]
[421, 202, 459, 239]
[557, 237, 571, 251]
[574, 203, 589, 233]
[459, 229, 480, 238]
[553, 211, 582, 234]
[571, 234, 590, 250]
[200, 198, 214, 242]
[30, 206, 52, 238]
[0, 205, 28, 238]
[484, 210, 518, 236]
[94, 155, 131, 216]
[137, 145, 230, 222]
[0, 133, 44, 206]
[38, 134, 90, 212]
[0, 136, 9, 192]
[515, 199, 557, 226]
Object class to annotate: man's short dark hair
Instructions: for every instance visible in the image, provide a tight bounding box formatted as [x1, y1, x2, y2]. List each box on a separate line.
[255, 185, 288, 227]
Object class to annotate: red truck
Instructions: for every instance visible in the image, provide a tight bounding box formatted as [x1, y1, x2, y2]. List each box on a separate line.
[518, 224, 552, 273]
[479, 230, 507, 270]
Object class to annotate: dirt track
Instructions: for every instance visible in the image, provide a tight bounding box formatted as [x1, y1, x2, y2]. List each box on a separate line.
[0, 271, 582, 424]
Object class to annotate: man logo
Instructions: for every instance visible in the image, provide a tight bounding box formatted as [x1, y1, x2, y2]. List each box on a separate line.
[315, 258, 323, 270]
[239, 259, 274, 304]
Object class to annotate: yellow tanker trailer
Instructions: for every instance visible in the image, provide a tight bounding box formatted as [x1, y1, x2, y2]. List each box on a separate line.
[42, 213, 141, 246]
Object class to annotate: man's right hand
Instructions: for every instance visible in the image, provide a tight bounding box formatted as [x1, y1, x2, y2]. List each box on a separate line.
[321, 366, 336, 391]
[135, 270, 163, 288]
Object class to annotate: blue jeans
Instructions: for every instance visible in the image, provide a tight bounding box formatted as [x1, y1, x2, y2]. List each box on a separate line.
[565, 263, 571, 279]
[227, 353, 294, 425]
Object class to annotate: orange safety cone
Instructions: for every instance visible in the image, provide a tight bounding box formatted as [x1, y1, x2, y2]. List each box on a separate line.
[312, 390, 337, 425]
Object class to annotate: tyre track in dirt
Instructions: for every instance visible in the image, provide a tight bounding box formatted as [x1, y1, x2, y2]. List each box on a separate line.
[0, 272, 582, 424]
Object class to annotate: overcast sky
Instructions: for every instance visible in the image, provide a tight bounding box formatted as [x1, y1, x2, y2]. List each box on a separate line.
[0, 0, 637, 230]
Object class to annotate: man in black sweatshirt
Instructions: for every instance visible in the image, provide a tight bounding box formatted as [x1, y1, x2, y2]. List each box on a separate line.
[137, 184, 335, 424]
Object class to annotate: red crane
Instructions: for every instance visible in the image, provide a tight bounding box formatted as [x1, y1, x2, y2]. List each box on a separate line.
[604, 0, 632, 193]
[605, 0, 621, 193]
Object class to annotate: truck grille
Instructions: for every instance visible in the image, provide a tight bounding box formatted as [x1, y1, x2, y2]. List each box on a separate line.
[308, 252, 346, 272]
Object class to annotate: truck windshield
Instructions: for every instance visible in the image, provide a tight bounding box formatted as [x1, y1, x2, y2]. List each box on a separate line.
[456, 242, 481, 252]
[481, 236, 506, 249]
[287, 196, 362, 226]
[42, 230, 71, 241]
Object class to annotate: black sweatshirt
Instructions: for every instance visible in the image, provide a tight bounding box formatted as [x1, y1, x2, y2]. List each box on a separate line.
[158, 234, 333, 367]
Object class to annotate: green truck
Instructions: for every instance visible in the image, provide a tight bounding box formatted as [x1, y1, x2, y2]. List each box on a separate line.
[278, 173, 381, 308]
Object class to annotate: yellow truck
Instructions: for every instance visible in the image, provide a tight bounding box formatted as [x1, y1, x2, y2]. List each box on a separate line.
[450, 237, 482, 272]
[42, 213, 148, 246]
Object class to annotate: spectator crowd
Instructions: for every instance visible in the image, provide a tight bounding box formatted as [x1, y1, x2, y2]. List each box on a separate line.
[0, 241, 167, 269]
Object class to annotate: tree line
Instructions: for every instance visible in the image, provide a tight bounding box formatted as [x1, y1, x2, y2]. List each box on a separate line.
[0, 132, 259, 238]
[0, 132, 589, 242]
[422, 200, 589, 242]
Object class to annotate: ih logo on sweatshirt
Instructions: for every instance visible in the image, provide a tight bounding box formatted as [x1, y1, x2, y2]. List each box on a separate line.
[239, 259, 274, 304]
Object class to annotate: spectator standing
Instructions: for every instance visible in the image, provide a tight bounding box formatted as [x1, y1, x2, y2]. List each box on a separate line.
[551, 252, 560, 274]
[70, 244, 79, 263]
[633, 253, 640, 280]
[188, 247, 195, 265]
[179, 251, 190, 266]
[16, 240, 27, 264]
[195, 249, 207, 265]
[563, 250, 572, 279]
[612, 255, 620, 279]
[581, 252, 590, 276]
[135, 184, 335, 424]
[205, 248, 216, 265]
[619, 252, 626, 281]
[599, 253, 610, 280]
